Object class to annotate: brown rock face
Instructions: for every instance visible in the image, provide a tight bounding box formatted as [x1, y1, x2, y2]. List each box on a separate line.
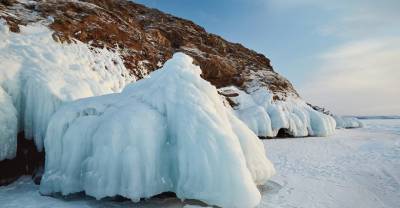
[0, 0, 299, 98]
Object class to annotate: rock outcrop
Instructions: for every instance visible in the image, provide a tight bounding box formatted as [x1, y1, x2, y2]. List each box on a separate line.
[0, 0, 298, 99]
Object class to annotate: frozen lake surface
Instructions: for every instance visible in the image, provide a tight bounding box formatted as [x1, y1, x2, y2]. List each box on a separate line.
[0, 119, 399, 208]
[259, 119, 400, 208]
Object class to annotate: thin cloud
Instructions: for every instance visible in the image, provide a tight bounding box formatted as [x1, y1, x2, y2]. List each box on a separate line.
[300, 38, 400, 116]
[267, 0, 400, 115]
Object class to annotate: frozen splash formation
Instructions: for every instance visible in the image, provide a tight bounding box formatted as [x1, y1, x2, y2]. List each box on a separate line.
[0, 21, 133, 160]
[39, 53, 276, 208]
[219, 86, 337, 138]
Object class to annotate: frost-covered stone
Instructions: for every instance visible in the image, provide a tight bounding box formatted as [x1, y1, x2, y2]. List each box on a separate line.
[40, 53, 275, 208]
[0, 21, 133, 155]
[219, 86, 337, 138]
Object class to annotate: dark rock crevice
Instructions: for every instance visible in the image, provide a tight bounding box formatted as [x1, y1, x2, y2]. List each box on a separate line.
[276, 128, 295, 138]
[0, 132, 44, 186]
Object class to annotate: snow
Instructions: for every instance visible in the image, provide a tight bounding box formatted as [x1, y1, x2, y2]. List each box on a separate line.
[219, 86, 336, 138]
[0, 20, 133, 154]
[357, 115, 400, 120]
[360, 119, 400, 135]
[39, 53, 275, 208]
[258, 118, 400, 208]
[1, 119, 399, 208]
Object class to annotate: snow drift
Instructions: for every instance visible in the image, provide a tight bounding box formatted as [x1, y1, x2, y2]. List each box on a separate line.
[0, 20, 133, 157]
[219, 86, 336, 138]
[40, 53, 275, 208]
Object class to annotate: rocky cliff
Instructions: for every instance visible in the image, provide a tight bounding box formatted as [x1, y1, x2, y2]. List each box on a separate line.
[1, 0, 298, 99]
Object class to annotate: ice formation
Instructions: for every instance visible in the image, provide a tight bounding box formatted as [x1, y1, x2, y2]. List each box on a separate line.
[219, 86, 337, 138]
[334, 116, 363, 129]
[0, 87, 18, 161]
[0, 21, 133, 155]
[40, 53, 275, 208]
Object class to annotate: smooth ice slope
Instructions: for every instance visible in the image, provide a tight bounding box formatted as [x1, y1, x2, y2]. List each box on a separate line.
[219, 86, 336, 138]
[0, 20, 133, 154]
[40, 53, 275, 208]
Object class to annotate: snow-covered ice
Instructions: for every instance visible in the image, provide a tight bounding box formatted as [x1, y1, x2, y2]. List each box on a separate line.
[39, 53, 275, 208]
[1, 119, 399, 208]
[359, 118, 400, 135]
[258, 118, 400, 208]
[0, 21, 133, 153]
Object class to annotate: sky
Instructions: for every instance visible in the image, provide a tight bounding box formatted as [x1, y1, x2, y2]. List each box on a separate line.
[135, 0, 400, 116]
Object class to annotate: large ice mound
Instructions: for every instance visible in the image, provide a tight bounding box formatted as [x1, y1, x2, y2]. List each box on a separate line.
[219, 86, 337, 138]
[39, 53, 275, 207]
[0, 21, 133, 155]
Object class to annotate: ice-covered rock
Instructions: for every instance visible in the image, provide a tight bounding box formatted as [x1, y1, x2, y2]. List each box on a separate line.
[334, 116, 363, 129]
[306, 103, 363, 130]
[0, 21, 133, 155]
[219, 86, 336, 138]
[40, 53, 275, 208]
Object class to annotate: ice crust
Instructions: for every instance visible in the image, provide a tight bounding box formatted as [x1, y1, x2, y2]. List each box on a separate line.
[39, 53, 275, 208]
[219, 86, 337, 138]
[0, 21, 133, 155]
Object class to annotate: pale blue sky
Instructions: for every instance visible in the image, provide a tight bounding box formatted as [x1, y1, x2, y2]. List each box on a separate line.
[136, 0, 400, 115]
